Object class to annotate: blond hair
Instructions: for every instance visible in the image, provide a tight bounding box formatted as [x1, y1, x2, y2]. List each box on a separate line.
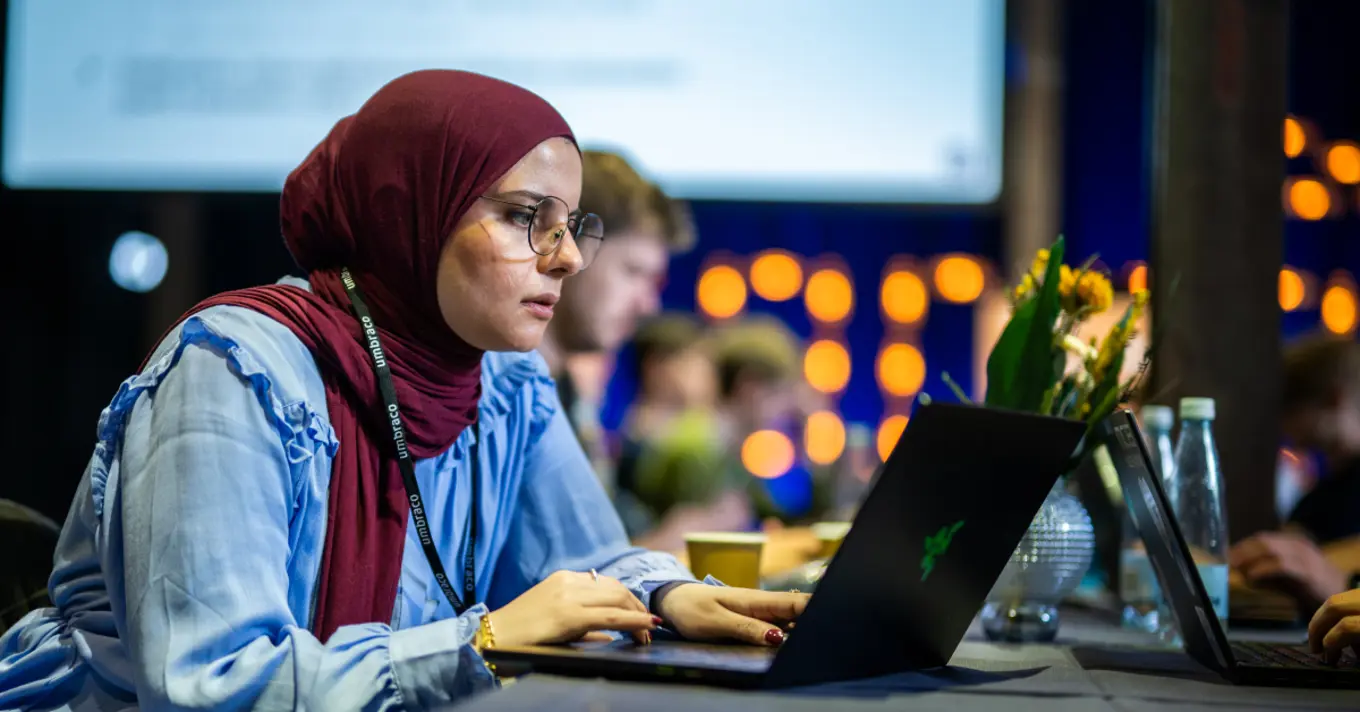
[709, 315, 802, 397]
[581, 149, 695, 252]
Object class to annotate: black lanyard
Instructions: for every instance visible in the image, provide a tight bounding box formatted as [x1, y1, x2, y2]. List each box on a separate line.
[340, 268, 479, 616]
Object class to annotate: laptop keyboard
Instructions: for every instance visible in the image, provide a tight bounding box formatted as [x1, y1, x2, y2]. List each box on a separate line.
[1232, 641, 1360, 670]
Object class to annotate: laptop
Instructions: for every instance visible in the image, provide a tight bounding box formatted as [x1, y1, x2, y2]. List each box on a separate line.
[485, 402, 1087, 688]
[1097, 408, 1360, 688]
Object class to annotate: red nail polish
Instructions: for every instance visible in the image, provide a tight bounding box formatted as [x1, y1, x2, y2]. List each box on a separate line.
[652, 615, 663, 626]
[764, 628, 786, 646]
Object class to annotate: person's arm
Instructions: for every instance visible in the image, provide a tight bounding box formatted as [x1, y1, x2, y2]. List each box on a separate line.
[113, 336, 494, 711]
[492, 403, 699, 614]
[486, 369, 808, 647]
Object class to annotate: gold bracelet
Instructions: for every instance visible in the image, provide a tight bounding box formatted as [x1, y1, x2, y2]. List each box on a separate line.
[474, 613, 498, 677]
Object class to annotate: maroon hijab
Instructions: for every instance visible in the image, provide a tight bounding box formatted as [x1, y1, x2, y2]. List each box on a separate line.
[154, 70, 574, 640]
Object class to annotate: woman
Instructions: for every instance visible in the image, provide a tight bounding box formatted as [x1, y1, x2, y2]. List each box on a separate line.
[0, 70, 806, 711]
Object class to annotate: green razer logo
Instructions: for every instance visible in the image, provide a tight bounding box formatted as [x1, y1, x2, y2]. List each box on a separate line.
[921, 520, 965, 582]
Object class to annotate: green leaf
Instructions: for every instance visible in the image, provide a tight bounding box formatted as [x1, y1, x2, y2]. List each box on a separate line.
[984, 293, 1038, 407]
[1038, 384, 1059, 416]
[1012, 236, 1067, 411]
[1086, 349, 1126, 420]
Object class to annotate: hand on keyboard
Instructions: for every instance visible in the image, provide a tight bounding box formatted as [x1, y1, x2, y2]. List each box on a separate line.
[1308, 588, 1360, 665]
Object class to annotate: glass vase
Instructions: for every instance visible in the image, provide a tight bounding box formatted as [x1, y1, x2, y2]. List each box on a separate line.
[980, 478, 1095, 642]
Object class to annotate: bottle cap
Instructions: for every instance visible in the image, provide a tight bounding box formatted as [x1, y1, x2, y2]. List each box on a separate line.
[1179, 397, 1216, 421]
[1140, 404, 1175, 430]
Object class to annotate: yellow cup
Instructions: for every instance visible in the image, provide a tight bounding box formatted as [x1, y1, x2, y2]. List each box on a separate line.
[684, 532, 766, 589]
[812, 521, 852, 559]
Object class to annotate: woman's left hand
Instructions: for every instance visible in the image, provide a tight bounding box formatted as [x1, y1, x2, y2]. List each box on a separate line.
[657, 585, 810, 646]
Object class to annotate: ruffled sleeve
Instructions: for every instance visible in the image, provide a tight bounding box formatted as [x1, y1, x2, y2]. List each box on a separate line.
[97, 309, 494, 711]
[88, 314, 338, 521]
[477, 349, 559, 444]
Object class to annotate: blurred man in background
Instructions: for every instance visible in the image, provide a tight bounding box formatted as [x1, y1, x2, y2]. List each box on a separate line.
[614, 314, 745, 549]
[537, 149, 695, 494]
[1230, 334, 1360, 609]
[623, 313, 720, 442]
[708, 316, 836, 526]
[618, 315, 824, 568]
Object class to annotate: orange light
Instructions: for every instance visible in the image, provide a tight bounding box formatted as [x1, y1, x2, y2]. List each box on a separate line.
[1278, 268, 1305, 312]
[1284, 117, 1306, 158]
[876, 415, 909, 462]
[1322, 284, 1358, 335]
[741, 430, 796, 480]
[934, 255, 985, 304]
[804, 340, 852, 393]
[1327, 143, 1360, 185]
[876, 343, 926, 397]
[804, 410, 847, 465]
[749, 251, 804, 302]
[1287, 178, 1331, 221]
[1127, 263, 1148, 294]
[805, 269, 854, 323]
[696, 265, 747, 319]
[881, 270, 929, 324]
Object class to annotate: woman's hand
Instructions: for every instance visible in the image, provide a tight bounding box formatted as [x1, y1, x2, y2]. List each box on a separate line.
[488, 570, 659, 647]
[658, 585, 810, 646]
[1309, 588, 1360, 664]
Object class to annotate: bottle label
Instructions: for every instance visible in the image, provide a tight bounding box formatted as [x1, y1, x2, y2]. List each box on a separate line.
[1120, 549, 1160, 602]
[1196, 563, 1229, 622]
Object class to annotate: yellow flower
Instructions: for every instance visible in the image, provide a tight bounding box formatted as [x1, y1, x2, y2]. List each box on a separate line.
[1029, 249, 1051, 279]
[1057, 265, 1078, 298]
[1074, 271, 1114, 314]
[1013, 273, 1036, 300]
[1090, 292, 1146, 387]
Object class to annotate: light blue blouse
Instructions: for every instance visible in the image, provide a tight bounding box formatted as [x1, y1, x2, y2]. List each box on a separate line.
[0, 278, 696, 711]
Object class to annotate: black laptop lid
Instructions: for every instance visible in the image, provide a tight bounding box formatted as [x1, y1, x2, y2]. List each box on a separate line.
[763, 402, 1087, 688]
[1096, 409, 1235, 674]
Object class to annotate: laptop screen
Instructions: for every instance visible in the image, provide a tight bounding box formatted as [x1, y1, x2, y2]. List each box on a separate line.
[1096, 409, 1236, 672]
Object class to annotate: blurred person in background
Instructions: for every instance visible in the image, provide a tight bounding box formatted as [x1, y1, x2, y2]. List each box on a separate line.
[1231, 333, 1360, 610]
[614, 314, 749, 550]
[709, 317, 836, 526]
[623, 313, 720, 442]
[710, 317, 812, 448]
[619, 316, 824, 570]
[0, 71, 807, 712]
[537, 149, 696, 496]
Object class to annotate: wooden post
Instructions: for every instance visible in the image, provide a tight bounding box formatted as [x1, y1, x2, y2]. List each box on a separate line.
[1003, 0, 1065, 282]
[1148, 0, 1287, 538]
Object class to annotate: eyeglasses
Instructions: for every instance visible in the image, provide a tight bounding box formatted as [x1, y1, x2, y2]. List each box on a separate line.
[479, 195, 604, 270]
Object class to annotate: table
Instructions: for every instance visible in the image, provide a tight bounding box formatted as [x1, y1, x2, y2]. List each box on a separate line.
[445, 609, 1360, 711]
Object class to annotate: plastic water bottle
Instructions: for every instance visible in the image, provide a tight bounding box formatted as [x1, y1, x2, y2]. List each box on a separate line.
[1170, 397, 1230, 629]
[1120, 404, 1175, 632]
